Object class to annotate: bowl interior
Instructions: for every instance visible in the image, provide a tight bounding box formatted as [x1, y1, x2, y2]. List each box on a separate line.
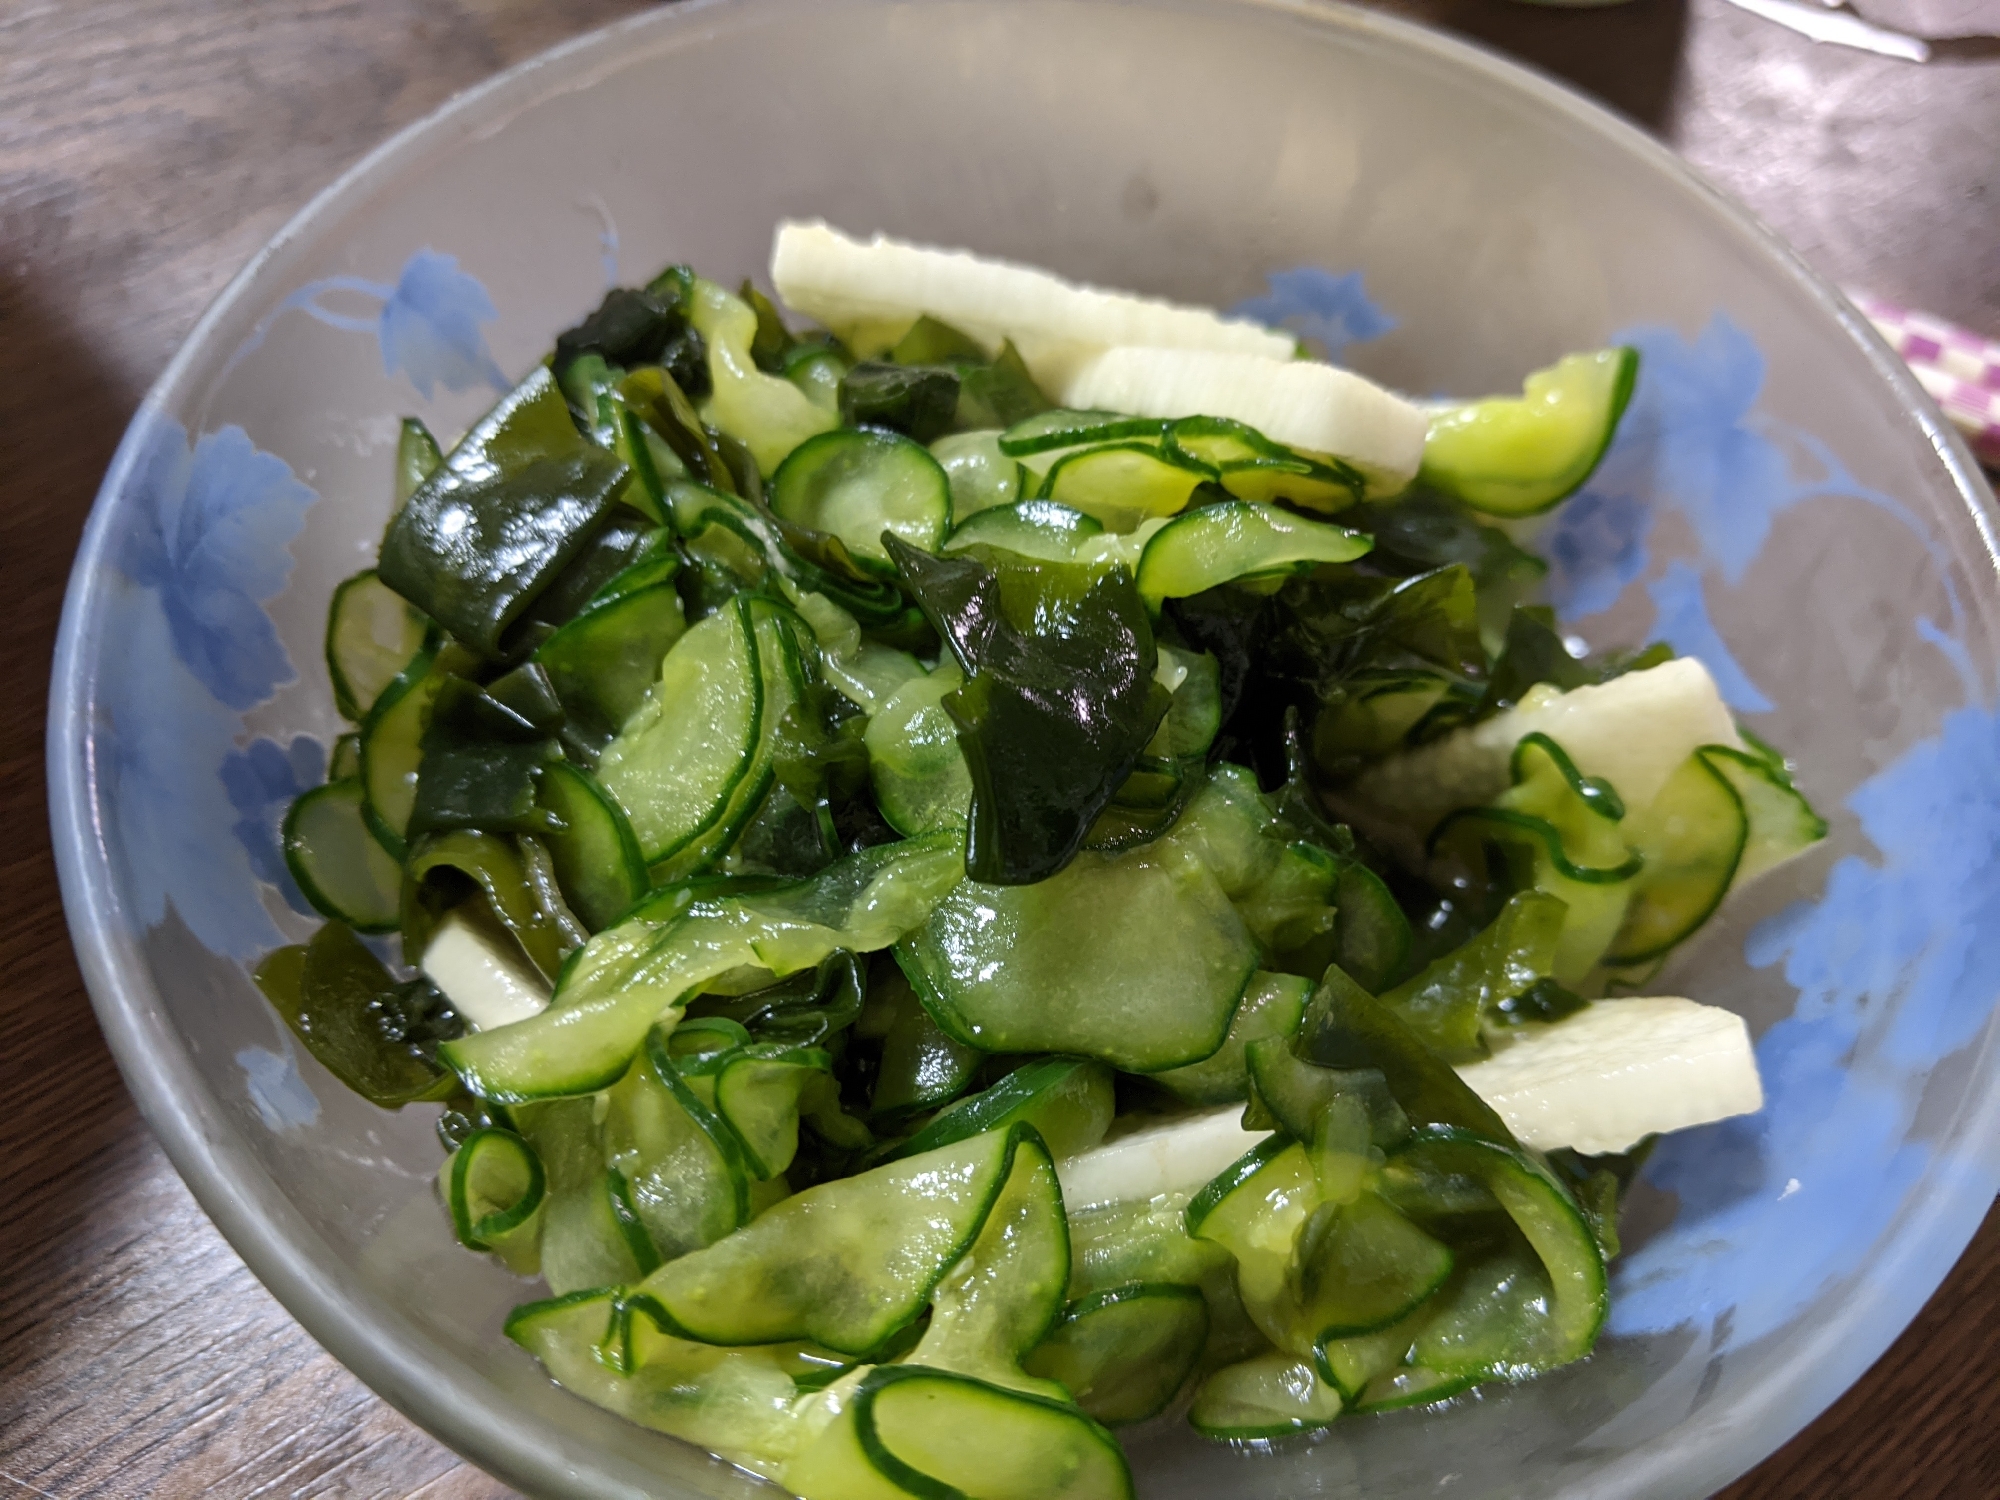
[51, 1, 2000, 1496]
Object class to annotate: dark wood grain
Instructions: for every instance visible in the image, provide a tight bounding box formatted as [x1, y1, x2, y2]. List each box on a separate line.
[0, 1, 1994, 1496]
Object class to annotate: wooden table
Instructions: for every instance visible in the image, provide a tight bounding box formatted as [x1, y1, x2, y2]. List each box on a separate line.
[2, 2, 1995, 1495]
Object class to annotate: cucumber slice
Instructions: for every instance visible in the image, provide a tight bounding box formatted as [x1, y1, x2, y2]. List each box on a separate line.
[1351, 1362, 1481, 1413]
[596, 599, 763, 867]
[441, 829, 963, 1102]
[791, 1364, 1134, 1500]
[911, 1128, 1071, 1397]
[357, 639, 450, 858]
[1134, 500, 1372, 605]
[1339, 657, 1744, 861]
[395, 417, 443, 504]
[1187, 1352, 1344, 1439]
[535, 761, 648, 932]
[506, 1289, 824, 1468]
[899, 838, 1259, 1073]
[1023, 1284, 1208, 1424]
[932, 429, 1028, 519]
[772, 219, 1291, 384]
[865, 664, 972, 836]
[1163, 415, 1365, 512]
[514, 1098, 653, 1294]
[712, 1043, 832, 1180]
[601, 1026, 753, 1261]
[1154, 970, 1312, 1106]
[1604, 748, 1746, 965]
[689, 277, 838, 474]
[1061, 347, 1427, 501]
[1381, 1127, 1607, 1370]
[1059, 1107, 1270, 1212]
[769, 427, 951, 567]
[325, 571, 431, 721]
[1374, 889, 1564, 1063]
[1290, 1191, 1454, 1341]
[328, 732, 361, 781]
[1037, 441, 1207, 532]
[282, 779, 401, 932]
[532, 569, 687, 747]
[1703, 743, 1827, 884]
[998, 409, 1172, 457]
[1418, 348, 1639, 517]
[1314, 1304, 1429, 1402]
[441, 1127, 545, 1274]
[632, 1124, 1031, 1355]
[1453, 995, 1763, 1154]
[419, 907, 551, 1032]
[884, 1057, 1114, 1165]
[1431, 734, 1641, 984]
[942, 499, 1103, 563]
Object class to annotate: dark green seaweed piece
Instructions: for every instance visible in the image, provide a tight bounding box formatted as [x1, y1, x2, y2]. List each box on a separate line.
[954, 341, 1051, 431]
[839, 362, 961, 444]
[887, 537, 1171, 885]
[1296, 964, 1514, 1144]
[378, 367, 629, 657]
[554, 287, 685, 375]
[408, 677, 561, 838]
[253, 922, 462, 1107]
[1476, 605, 1594, 717]
[1375, 890, 1566, 1063]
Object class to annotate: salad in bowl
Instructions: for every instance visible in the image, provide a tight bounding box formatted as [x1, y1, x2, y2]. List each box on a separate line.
[255, 221, 1823, 1500]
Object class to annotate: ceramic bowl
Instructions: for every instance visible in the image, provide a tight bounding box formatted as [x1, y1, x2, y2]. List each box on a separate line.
[48, 1, 2000, 1495]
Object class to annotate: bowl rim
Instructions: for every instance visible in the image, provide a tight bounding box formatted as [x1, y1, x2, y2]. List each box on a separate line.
[46, 1, 2000, 1496]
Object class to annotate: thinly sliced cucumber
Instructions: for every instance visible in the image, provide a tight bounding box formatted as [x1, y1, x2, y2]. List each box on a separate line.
[931, 430, 1027, 519]
[1163, 415, 1364, 511]
[1374, 889, 1563, 1063]
[1315, 1304, 1428, 1402]
[899, 838, 1259, 1073]
[1038, 441, 1206, 532]
[441, 1127, 545, 1274]
[1342, 657, 1743, 862]
[1454, 995, 1763, 1154]
[1061, 346, 1427, 501]
[1419, 347, 1638, 516]
[1154, 970, 1312, 1106]
[634, 1124, 1029, 1355]
[998, 409, 1170, 457]
[513, 1098, 652, 1294]
[1604, 748, 1746, 965]
[395, 417, 444, 504]
[769, 427, 951, 567]
[505, 1289, 823, 1469]
[1134, 501, 1371, 605]
[328, 732, 361, 781]
[326, 571, 431, 721]
[1703, 743, 1827, 884]
[911, 1128, 1071, 1396]
[689, 277, 838, 474]
[1291, 1191, 1453, 1341]
[789, 1364, 1135, 1500]
[532, 571, 687, 747]
[772, 219, 1290, 386]
[1188, 1352, 1344, 1439]
[825, 640, 929, 715]
[885, 1057, 1114, 1164]
[1023, 1284, 1208, 1424]
[942, 499, 1103, 562]
[1380, 1127, 1607, 1371]
[282, 779, 401, 932]
[1351, 1362, 1480, 1413]
[419, 907, 551, 1032]
[596, 600, 762, 867]
[712, 1043, 831, 1180]
[357, 639, 450, 858]
[865, 664, 972, 836]
[1431, 733, 1640, 984]
[1058, 1106, 1270, 1212]
[601, 1026, 753, 1261]
[535, 761, 648, 932]
[441, 830, 964, 1102]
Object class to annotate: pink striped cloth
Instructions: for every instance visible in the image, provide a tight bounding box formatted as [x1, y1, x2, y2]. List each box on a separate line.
[1849, 291, 2000, 470]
